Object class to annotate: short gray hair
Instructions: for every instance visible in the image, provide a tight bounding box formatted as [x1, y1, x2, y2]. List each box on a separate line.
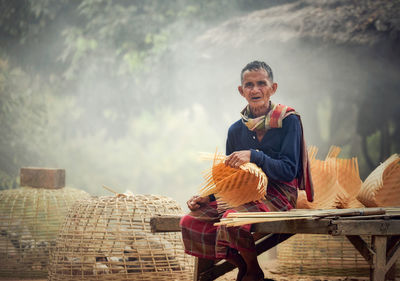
[240, 61, 273, 84]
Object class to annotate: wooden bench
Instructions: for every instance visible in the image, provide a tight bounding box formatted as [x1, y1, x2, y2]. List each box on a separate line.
[150, 213, 400, 281]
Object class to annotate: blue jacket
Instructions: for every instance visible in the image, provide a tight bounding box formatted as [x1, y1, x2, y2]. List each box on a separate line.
[226, 114, 302, 183]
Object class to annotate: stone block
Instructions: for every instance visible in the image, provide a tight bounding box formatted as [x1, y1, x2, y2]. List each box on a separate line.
[20, 168, 65, 189]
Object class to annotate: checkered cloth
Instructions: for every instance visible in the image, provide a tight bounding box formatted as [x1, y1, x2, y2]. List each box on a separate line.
[180, 180, 297, 259]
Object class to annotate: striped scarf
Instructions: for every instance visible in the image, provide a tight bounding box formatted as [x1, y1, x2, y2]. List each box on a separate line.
[240, 102, 297, 131]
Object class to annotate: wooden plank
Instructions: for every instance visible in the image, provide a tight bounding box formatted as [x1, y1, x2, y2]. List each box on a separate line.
[255, 233, 293, 254]
[332, 220, 400, 236]
[150, 215, 182, 233]
[345, 235, 373, 265]
[385, 236, 400, 274]
[253, 218, 334, 234]
[371, 236, 387, 281]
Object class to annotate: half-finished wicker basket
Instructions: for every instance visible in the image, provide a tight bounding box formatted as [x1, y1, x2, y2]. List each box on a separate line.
[199, 152, 267, 207]
[48, 194, 193, 281]
[297, 146, 363, 209]
[0, 185, 90, 278]
[357, 154, 400, 207]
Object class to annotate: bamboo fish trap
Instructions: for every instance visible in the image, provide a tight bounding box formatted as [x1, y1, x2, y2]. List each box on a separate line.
[0, 168, 90, 278]
[48, 193, 193, 281]
[357, 154, 400, 207]
[199, 151, 267, 207]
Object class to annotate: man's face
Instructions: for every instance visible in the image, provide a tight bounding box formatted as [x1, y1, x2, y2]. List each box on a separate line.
[238, 69, 277, 116]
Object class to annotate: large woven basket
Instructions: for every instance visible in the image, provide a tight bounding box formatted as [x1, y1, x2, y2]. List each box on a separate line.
[277, 234, 371, 277]
[48, 194, 194, 281]
[0, 185, 90, 277]
[357, 154, 400, 207]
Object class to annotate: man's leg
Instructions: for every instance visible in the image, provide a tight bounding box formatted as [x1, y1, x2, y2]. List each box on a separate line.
[225, 249, 247, 281]
[240, 248, 264, 281]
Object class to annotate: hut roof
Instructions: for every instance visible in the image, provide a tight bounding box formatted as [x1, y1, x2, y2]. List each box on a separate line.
[196, 0, 400, 49]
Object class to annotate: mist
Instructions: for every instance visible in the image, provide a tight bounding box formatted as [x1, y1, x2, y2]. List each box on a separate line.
[1, 0, 399, 209]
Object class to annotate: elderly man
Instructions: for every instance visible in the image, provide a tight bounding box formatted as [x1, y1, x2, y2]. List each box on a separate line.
[180, 61, 313, 281]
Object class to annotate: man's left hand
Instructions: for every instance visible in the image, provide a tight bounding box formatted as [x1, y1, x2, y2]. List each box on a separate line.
[225, 150, 251, 168]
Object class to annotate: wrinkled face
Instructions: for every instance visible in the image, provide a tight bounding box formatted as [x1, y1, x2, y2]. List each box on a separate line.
[238, 69, 278, 117]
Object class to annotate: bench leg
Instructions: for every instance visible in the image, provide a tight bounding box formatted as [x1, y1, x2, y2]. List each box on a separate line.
[194, 257, 215, 281]
[371, 235, 386, 281]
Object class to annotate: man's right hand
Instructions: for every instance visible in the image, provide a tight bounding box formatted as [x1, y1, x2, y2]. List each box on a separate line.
[187, 195, 210, 211]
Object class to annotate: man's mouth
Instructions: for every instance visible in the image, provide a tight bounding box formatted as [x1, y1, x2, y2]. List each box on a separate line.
[251, 96, 261, 101]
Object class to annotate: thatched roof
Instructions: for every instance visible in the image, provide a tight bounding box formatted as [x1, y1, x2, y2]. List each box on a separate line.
[196, 0, 400, 49]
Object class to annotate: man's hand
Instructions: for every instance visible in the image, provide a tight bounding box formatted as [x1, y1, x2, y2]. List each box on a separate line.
[187, 195, 210, 211]
[225, 150, 251, 168]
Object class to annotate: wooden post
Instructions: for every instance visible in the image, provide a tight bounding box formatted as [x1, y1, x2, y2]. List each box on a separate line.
[371, 235, 387, 281]
[20, 167, 65, 188]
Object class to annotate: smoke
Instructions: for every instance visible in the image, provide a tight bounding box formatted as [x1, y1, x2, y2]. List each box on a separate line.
[4, 1, 399, 209]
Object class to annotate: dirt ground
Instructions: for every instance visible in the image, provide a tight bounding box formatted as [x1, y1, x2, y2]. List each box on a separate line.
[215, 259, 371, 281]
[0, 258, 397, 281]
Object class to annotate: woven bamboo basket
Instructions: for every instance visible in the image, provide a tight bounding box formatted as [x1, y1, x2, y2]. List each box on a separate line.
[0, 172, 90, 278]
[357, 154, 400, 207]
[277, 234, 371, 277]
[199, 152, 267, 207]
[48, 194, 194, 281]
[297, 146, 363, 209]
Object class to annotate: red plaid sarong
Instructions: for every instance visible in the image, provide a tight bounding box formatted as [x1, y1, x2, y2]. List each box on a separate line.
[180, 181, 297, 260]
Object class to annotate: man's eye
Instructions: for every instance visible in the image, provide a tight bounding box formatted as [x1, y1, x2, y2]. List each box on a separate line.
[245, 83, 253, 88]
[257, 81, 267, 87]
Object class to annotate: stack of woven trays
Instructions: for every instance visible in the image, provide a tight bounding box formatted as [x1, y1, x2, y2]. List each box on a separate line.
[277, 149, 400, 278]
[48, 193, 193, 281]
[0, 168, 90, 278]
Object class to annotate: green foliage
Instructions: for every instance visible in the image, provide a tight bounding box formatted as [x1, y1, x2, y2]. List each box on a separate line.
[0, 58, 49, 189]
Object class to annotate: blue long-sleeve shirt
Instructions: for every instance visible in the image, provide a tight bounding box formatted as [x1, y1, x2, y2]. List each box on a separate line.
[226, 114, 302, 182]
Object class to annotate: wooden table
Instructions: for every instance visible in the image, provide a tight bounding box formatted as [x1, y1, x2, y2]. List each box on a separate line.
[150, 214, 400, 281]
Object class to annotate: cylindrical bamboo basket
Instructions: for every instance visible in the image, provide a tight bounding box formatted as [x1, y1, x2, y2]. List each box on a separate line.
[0, 185, 91, 277]
[277, 234, 371, 277]
[277, 234, 400, 278]
[48, 194, 194, 281]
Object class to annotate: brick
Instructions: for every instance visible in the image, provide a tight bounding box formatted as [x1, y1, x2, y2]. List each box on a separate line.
[20, 168, 65, 189]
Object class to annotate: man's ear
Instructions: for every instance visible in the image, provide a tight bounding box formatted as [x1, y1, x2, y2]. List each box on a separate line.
[271, 83, 278, 95]
[238, 85, 244, 97]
